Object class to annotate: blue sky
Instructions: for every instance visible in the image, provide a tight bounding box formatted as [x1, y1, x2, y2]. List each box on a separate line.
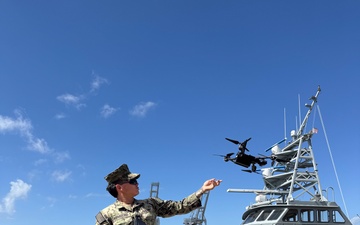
[1, 1, 359, 225]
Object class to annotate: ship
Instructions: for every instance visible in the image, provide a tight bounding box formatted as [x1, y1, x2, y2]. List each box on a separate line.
[227, 86, 353, 225]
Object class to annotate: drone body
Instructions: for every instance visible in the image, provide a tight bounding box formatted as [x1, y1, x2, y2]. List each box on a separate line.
[215, 137, 268, 173]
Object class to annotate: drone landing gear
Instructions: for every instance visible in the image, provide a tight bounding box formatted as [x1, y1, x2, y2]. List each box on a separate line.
[251, 164, 257, 172]
[242, 164, 259, 174]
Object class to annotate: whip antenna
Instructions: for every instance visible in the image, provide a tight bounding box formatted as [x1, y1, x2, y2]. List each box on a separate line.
[317, 105, 349, 218]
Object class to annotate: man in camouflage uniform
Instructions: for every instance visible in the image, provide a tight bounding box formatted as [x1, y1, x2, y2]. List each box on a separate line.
[95, 164, 222, 225]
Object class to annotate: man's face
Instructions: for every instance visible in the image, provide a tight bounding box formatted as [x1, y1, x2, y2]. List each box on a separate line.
[117, 179, 139, 197]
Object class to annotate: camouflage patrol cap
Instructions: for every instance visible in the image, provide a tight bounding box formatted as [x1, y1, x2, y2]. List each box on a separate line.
[105, 164, 140, 184]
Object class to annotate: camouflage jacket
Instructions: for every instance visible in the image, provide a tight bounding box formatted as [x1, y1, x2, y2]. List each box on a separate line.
[95, 192, 201, 225]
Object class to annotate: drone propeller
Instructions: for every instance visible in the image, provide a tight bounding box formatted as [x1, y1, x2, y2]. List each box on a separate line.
[264, 138, 286, 152]
[225, 137, 251, 152]
[242, 169, 260, 174]
[213, 153, 234, 162]
[213, 153, 234, 158]
[225, 138, 241, 145]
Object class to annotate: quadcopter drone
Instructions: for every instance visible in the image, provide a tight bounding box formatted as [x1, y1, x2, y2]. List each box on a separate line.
[215, 137, 289, 173]
[214, 137, 266, 173]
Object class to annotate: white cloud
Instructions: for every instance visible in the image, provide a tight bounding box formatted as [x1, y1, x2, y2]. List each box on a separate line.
[56, 93, 81, 104]
[56, 74, 109, 115]
[0, 112, 32, 134]
[85, 193, 107, 198]
[101, 104, 118, 118]
[53, 151, 71, 163]
[51, 170, 72, 182]
[34, 159, 48, 166]
[0, 111, 70, 164]
[27, 137, 51, 154]
[0, 112, 51, 154]
[54, 113, 66, 120]
[129, 101, 157, 118]
[90, 73, 109, 92]
[0, 179, 32, 214]
[68, 195, 78, 199]
[56, 93, 86, 110]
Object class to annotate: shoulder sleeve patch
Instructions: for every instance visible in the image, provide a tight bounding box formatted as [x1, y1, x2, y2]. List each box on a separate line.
[96, 211, 112, 225]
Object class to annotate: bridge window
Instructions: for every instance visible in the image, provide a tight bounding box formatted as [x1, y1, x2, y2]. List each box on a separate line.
[332, 210, 345, 223]
[301, 209, 315, 222]
[256, 209, 273, 221]
[318, 210, 330, 222]
[268, 209, 284, 221]
[243, 211, 261, 224]
[283, 209, 298, 222]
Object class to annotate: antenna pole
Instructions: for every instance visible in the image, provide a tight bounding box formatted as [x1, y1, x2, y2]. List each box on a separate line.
[296, 86, 321, 136]
[298, 94, 301, 131]
[284, 108, 287, 145]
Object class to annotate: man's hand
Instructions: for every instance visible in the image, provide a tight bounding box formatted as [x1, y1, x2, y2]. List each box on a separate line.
[201, 178, 222, 192]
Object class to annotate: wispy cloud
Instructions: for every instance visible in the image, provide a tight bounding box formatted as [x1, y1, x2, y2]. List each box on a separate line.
[90, 72, 109, 93]
[0, 111, 50, 154]
[85, 193, 108, 198]
[0, 111, 70, 163]
[54, 113, 66, 120]
[0, 179, 31, 214]
[56, 93, 86, 110]
[34, 159, 48, 166]
[0, 111, 32, 133]
[68, 194, 78, 199]
[51, 170, 72, 182]
[53, 152, 71, 163]
[56, 74, 109, 114]
[129, 101, 157, 118]
[100, 104, 119, 118]
[28, 137, 51, 154]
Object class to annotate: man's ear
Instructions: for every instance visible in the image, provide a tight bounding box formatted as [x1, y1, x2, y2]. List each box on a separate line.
[115, 184, 122, 191]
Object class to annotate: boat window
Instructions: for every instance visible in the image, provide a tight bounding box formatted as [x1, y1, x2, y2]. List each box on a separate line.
[243, 211, 261, 224]
[301, 209, 315, 222]
[268, 209, 284, 220]
[317, 209, 330, 222]
[256, 209, 273, 221]
[332, 210, 345, 223]
[282, 209, 298, 222]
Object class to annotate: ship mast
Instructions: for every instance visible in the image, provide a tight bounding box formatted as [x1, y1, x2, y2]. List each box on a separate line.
[228, 86, 327, 205]
[286, 86, 324, 202]
[296, 86, 321, 137]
